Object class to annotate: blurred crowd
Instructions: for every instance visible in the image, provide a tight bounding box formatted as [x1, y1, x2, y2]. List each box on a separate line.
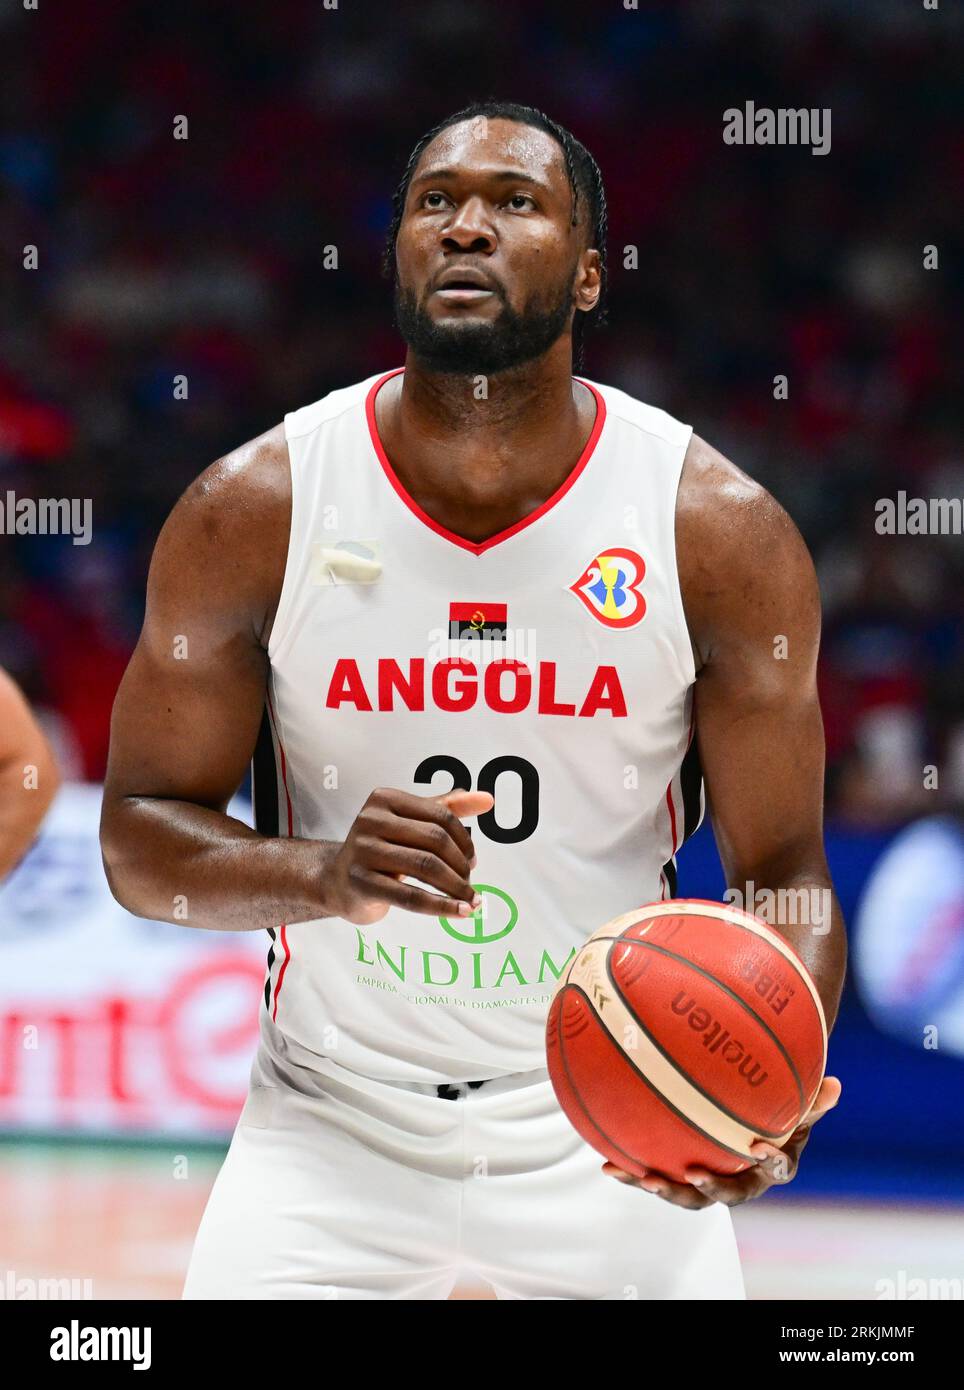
[0, 0, 960, 827]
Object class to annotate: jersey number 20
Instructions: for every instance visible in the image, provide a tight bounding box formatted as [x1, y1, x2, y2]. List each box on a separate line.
[413, 754, 539, 844]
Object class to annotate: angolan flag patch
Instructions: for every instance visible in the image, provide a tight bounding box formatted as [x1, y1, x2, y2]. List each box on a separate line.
[449, 602, 507, 640]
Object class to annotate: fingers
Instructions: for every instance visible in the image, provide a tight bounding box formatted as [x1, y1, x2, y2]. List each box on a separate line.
[432, 789, 494, 866]
[371, 787, 492, 866]
[440, 788, 495, 820]
[360, 798, 482, 898]
[805, 1074, 842, 1122]
[358, 836, 480, 906]
[602, 1163, 715, 1210]
[603, 1149, 789, 1208]
[685, 1146, 794, 1201]
[344, 786, 499, 923]
[357, 869, 480, 920]
[596, 1078, 845, 1208]
[760, 1076, 841, 1163]
[679, 1168, 775, 1206]
[378, 816, 478, 888]
[744, 1142, 797, 1183]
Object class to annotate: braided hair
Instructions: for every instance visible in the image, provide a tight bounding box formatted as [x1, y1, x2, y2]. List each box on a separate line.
[381, 100, 608, 373]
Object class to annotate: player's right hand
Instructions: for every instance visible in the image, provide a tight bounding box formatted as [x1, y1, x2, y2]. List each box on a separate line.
[326, 787, 494, 925]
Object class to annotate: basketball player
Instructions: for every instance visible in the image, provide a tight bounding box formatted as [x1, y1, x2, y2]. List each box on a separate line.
[101, 101, 845, 1300]
[0, 668, 59, 881]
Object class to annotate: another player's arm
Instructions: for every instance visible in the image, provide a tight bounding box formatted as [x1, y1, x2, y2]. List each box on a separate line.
[0, 669, 60, 880]
[100, 427, 485, 932]
[603, 436, 844, 1206]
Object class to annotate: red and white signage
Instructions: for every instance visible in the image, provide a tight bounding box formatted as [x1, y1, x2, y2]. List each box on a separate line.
[0, 784, 266, 1137]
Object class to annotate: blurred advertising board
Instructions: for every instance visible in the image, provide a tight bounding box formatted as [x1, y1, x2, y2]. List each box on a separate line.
[0, 784, 264, 1138]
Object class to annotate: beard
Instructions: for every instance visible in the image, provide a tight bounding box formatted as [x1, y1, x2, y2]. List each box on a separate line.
[392, 270, 577, 376]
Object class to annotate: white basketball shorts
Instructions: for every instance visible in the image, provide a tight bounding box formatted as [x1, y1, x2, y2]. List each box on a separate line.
[182, 1038, 746, 1300]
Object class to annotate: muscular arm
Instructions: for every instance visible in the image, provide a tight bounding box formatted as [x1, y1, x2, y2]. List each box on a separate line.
[99, 425, 328, 930]
[101, 425, 484, 932]
[678, 436, 847, 1030]
[0, 670, 60, 879]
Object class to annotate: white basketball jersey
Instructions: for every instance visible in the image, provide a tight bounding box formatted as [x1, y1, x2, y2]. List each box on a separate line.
[255, 368, 705, 1083]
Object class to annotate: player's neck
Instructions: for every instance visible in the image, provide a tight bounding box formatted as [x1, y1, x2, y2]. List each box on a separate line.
[397, 345, 580, 436]
[375, 347, 596, 533]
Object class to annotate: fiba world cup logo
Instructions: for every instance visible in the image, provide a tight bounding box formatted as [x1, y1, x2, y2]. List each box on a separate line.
[568, 548, 646, 628]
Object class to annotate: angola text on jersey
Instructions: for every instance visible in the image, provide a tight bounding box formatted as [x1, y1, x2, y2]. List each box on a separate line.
[325, 657, 629, 717]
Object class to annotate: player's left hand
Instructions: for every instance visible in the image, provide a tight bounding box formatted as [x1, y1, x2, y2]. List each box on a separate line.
[602, 1075, 841, 1209]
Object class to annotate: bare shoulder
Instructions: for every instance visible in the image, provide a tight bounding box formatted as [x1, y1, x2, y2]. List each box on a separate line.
[176, 421, 290, 541]
[676, 433, 820, 670]
[148, 422, 291, 646]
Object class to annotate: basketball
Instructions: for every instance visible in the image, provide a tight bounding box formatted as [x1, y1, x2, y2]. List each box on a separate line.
[546, 900, 827, 1183]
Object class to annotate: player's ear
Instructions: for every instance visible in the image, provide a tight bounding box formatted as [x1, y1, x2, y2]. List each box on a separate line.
[575, 249, 601, 313]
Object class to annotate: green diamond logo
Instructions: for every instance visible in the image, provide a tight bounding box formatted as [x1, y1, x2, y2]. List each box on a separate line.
[439, 883, 518, 945]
